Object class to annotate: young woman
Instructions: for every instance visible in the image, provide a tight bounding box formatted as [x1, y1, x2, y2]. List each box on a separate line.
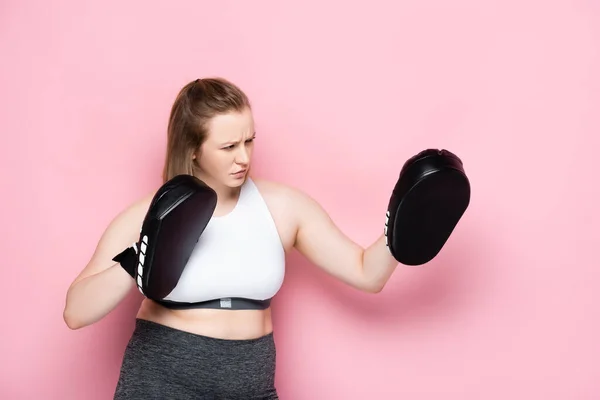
[63, 77, 400, 399]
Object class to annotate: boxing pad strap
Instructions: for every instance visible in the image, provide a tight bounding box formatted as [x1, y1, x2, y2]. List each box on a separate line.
[112, 244, 138, 279]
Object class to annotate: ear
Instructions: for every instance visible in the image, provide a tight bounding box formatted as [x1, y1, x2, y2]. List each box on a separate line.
[191, 147, 202, 166]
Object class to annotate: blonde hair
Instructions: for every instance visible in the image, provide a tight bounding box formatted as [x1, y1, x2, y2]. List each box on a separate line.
[162, 77, 251, 182]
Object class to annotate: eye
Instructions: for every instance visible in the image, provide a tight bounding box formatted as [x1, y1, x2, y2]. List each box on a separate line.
[223, 144, 235, 150]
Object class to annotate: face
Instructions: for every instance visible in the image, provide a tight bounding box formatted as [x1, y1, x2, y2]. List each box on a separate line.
[193, 107, 255, 189]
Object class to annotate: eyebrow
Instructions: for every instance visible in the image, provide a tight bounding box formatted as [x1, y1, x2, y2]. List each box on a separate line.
[220, 133, 256, 146]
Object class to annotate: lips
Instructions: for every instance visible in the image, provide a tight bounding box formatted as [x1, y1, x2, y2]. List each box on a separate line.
[232, 169, 246, 175]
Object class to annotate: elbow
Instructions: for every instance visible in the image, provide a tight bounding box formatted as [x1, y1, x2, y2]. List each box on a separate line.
[360, 281, 385, 294]
[367, 284, 384, 294]
[63, 310, 80, 330]
[65, 321, 83, 330]
[63, 306, 86, 330]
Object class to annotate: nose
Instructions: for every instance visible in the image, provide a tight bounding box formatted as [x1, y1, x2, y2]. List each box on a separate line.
[236, 147, 249, 165]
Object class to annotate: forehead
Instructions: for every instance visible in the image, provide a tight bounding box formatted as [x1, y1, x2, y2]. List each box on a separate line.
[205, 108, 254, 143]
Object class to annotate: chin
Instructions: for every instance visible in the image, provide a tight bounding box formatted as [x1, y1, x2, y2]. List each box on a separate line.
[227, 174, 247, 187]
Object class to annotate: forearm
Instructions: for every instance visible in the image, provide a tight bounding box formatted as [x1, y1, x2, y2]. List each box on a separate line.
[63, 263, 135, 329]
[360, 234, 399, 293]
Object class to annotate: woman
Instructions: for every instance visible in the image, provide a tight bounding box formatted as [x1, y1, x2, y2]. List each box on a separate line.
[63, 77, 400, 399]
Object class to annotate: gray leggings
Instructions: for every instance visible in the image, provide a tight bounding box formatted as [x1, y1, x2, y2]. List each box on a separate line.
[113, 319, 279, 399]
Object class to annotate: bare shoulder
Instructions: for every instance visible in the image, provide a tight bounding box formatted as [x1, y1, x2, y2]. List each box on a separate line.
[95, 189, 157, 250]
[250, 177, 314, 250]
[251, 177, 320, 212]
[106, 190, 156, 235]
[251, 177, 300, 202]
[251, 177, 328, 220]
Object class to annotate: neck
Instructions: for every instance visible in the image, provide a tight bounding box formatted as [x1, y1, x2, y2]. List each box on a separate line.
[215, 185, 241, 203]
[194, 172, 244, 204]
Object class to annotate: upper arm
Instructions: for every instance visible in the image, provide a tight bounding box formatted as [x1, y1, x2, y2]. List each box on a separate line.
[291, 188, 367, 290]
[69, 192, 155, 287]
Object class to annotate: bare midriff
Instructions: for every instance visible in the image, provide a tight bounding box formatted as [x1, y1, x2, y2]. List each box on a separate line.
[136, 298, 273, 340]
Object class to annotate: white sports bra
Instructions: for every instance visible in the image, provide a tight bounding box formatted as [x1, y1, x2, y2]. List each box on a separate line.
[160, 177, 286, 310]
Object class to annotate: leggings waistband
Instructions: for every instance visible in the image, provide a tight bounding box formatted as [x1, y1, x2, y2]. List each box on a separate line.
[131, 318, 275, 353]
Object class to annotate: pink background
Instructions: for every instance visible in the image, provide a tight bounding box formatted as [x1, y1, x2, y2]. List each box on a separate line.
[1, 0, 599, 398]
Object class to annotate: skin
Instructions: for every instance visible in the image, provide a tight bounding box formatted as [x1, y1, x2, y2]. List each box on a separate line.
[63, 107, 399, 340]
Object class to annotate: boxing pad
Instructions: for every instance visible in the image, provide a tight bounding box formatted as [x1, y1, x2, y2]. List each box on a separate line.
[113, 174, 217, 299]
[385, 149, 470, 266]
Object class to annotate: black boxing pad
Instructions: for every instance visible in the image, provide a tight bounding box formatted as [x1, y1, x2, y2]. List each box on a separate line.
[113, 174, 217, 299]
[385, 149, 470, 265]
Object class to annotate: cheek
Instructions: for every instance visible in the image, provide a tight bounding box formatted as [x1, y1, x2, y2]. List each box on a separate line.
[199, 151, 231, 173]
[198, 152, 215, 171]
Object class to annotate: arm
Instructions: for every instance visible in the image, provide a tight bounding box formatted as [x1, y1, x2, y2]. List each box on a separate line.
[291, 189, 398, 293]
[62, 193, 154, 330]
